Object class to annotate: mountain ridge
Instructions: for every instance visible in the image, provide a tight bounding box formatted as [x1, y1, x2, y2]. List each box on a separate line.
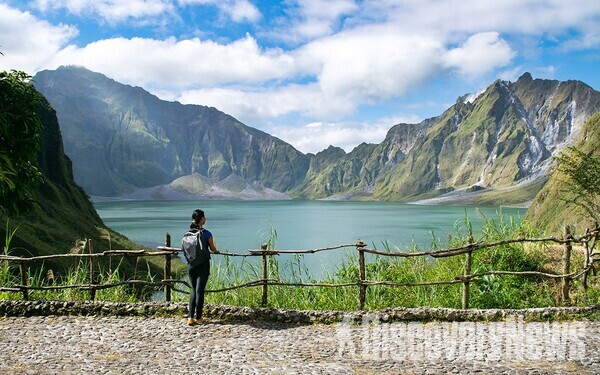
[33, 66, 600, 204]
[34, 66, 309, 198]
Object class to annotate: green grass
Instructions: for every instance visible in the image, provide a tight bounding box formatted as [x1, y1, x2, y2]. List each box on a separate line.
[172, 212, 598, 310]
[0, 257, 157, 302]
[2, 213, 599, 310]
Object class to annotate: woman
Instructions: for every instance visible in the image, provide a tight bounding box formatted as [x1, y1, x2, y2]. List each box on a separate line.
[187, 208, 218, 325]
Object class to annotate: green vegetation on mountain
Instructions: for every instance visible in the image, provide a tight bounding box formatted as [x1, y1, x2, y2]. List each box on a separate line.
[33, 66, 309, 198]
[292, 143, 379, 198]
[32, 67, 600, 206]
[0, 71, 44, 216]
[293, 121, 434, 199]
[525, 112, 600, 234]
[1, 72, 156, 275]
[375, 75, 600, 202]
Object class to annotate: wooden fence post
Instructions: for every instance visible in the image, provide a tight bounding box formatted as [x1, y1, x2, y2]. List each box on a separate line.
[561, 225, 572, 304]
[88, 239, 96, 300]
[462, 236, 473, 310]
[357, 240, 366, 310]
[261, 243, 268, 307]
[582, 228, 590, 290]
[164, 233, 172, 302]
[20, 260, 28, 301]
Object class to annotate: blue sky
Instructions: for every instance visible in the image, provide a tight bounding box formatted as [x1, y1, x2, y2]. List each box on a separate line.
[1, 0, 599, 154]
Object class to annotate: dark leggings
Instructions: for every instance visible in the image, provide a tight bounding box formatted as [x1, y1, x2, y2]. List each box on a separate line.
[188, 261, 210, 319]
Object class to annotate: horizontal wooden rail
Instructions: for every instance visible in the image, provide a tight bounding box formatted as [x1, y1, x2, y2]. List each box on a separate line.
[1, 225, 597, 309]
[0, 249, 178, 262]
[156, 246, 253, 257]
[248, 244, 360, 254]
[1, 280, 167, 292]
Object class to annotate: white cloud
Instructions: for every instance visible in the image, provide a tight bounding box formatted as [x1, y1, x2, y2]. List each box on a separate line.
[205, 28, 513, 123]
[0, 4, 77, 73]
[176, 83, 356, 121]
[361, 0, 600, 37]
[498, 66, 526, 82]
[443, 32, 515, 77]
[3, 0, 600, 153]
[44, 34, 295, 89]
[178, 0, 261, 23]
[225, 0, 261, 23]
[270, 114, 421, 154]
[273, 121, 380, 154]
[32, 0, 176, 24]
[559, 33, 600, 51]
[275, 0, 359, 42]
[297, 25, 444, 103]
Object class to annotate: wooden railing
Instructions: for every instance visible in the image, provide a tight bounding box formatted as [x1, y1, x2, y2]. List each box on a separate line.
[1, 225, 598, 309]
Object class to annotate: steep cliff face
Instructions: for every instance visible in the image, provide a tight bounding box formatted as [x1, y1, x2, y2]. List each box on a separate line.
[294, 120, 433, 199]
[2, 97, 147, 272]
[374, 73, 600, 201]
[5, 98, 104, 257]
[524, 112, 600, 234]
[309, 73, 599, 202]
[33, 66, 309, 198]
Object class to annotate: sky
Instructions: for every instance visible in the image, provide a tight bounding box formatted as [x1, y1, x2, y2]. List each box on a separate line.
[1, 0, 599, 154]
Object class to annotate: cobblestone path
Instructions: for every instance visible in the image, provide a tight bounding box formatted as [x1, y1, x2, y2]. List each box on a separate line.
[0, 316, 598, 374]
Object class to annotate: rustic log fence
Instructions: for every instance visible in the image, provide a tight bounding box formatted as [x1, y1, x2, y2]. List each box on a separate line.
[1, 225, 598, 309]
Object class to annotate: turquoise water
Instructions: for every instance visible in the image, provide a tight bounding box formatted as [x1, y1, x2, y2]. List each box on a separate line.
[94, 200, 526, 278]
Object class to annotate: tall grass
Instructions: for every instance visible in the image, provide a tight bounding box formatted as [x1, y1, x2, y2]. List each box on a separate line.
[173, 211, 597, 310]
[2, 213, 598, 309]
[1, 223, 157, 302]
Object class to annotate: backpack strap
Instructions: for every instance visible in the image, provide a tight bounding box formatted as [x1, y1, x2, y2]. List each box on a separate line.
[196, 228, 206, 250]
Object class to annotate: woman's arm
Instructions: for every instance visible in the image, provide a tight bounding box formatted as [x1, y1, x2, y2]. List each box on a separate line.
[208, 236, 219, 253]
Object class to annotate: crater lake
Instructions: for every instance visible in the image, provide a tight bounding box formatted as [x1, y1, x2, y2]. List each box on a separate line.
[94, 200, 526, 279]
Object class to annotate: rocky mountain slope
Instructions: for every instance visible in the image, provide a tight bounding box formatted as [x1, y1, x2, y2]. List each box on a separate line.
[33, 67, 600, 203]
[524, 112, 600, 234]
[33, 66, 309, 198]
[373, 73, 600, 202]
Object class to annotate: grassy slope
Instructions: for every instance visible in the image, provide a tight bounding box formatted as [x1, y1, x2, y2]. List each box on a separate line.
[1, 99, 165, 276]
[524, 112, 600, 235]
[470, 178, 548, 207]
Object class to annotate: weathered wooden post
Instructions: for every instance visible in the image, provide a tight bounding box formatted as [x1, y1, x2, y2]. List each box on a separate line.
[261, 243, 268, 307]
[357, 240, 366, 310]
[20, 260, 28, 301]
[582, 228, 590, 290]
[164, 232, 172, 302]
[462, 235, 474, 310]
[88, 239, 96, 300]
[561, 225, 572, 304]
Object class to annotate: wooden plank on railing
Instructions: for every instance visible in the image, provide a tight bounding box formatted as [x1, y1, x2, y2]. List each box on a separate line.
[582, 228, 592, 290]
[248, 244, 358, 254]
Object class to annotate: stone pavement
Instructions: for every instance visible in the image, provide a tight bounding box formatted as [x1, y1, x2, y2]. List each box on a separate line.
[0, 316, 598, 374]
